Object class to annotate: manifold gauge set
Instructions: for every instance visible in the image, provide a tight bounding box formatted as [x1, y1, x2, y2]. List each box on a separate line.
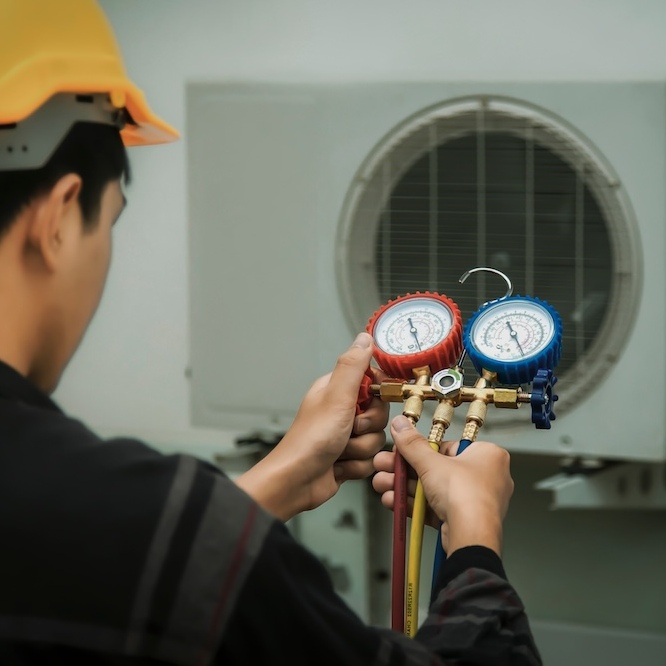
[356, 266, 563, 637]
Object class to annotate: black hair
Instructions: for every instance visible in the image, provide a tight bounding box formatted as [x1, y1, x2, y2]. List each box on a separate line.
[0, 121, 131, 237]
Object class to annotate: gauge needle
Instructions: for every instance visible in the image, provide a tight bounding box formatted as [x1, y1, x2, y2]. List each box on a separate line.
[506, 320, 525, 356]
[408, 318, 422, 351]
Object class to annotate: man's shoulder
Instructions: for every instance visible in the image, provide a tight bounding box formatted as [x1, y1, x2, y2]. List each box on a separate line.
[0, 396, 222, 489]
[0, 401, 278, 664]
[0, 392, 271, 575]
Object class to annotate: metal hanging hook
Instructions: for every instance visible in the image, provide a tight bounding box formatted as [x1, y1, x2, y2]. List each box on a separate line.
[458, 266, 513, 305]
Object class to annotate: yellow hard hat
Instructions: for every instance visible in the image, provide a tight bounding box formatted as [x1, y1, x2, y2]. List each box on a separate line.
[0, 0, 179, 150]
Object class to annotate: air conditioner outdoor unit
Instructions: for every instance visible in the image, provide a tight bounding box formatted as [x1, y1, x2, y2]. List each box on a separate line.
[187, 81, 666, 463]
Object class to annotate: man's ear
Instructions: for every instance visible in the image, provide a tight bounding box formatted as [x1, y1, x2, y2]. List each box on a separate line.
[27, 173, 83, 272]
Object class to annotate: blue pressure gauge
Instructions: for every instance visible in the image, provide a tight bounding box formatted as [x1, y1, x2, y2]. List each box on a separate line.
[463, 295, 563, 385]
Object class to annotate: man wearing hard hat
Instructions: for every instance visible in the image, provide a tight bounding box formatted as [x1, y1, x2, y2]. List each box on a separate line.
[0, 1, 539, 664]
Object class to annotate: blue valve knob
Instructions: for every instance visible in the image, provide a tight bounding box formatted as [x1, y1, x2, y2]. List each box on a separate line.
[530, 368, 558, 429]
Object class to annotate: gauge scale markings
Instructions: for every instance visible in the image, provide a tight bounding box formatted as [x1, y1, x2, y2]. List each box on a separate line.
[374, 299, 454, 356]
[472, 304, 555, 362]
[384, 310, 445, 354]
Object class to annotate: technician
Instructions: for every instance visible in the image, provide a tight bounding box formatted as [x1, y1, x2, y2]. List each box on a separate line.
[0, 1, 541, 664]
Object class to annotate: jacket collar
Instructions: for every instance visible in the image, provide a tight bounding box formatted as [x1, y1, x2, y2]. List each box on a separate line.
[0, 359, 62, 413]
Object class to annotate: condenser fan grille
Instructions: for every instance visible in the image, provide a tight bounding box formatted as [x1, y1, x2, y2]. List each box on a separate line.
[339, 96, 638, 418]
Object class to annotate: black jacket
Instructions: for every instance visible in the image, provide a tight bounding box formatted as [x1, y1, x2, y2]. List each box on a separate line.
[0, 360, 542, 665]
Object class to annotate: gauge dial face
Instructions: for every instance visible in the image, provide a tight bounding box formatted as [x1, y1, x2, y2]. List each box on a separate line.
[469, 299, 555, 362]
[373, 297, 454, 356]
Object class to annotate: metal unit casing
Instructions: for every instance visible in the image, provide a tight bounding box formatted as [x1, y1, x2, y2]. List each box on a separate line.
[187, 81, 666, 461]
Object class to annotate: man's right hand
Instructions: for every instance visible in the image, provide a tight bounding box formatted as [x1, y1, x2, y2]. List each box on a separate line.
[372, 414, 514, 557]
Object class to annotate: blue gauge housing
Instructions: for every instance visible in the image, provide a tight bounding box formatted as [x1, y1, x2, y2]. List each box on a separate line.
[463, 295, 563, 385]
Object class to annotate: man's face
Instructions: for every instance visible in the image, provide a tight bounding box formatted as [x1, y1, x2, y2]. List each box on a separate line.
[40, 179, 126, 392]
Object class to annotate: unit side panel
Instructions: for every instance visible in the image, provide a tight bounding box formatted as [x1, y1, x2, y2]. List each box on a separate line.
[187, 85, 321, 432]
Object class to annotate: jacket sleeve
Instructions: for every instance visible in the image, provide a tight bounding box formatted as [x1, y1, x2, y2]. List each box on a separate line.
[215, 505, 543, 665]
[412, 546, 543, 665]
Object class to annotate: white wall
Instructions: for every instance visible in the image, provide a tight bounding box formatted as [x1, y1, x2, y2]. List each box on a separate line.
[54, 0, 666, 434]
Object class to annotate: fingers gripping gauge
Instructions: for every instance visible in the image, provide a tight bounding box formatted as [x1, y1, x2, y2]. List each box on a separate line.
[366, 292, 463, 379]
[463, 295, 563, 385]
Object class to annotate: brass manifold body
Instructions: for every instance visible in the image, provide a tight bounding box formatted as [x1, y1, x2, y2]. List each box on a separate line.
[370, 365, 536, 444]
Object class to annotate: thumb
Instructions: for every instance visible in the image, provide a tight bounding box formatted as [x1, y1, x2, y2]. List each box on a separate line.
[326, 332, 374, 397]
[390, 415, 440, 475]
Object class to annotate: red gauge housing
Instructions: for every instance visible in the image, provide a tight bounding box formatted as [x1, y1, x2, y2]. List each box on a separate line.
[356, 367, 374, 414]
[365, 291, 463, 380]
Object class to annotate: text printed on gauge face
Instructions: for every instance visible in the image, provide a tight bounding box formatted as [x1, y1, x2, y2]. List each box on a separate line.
[470, 301, 555, 362]
[374, 298, 454, 355]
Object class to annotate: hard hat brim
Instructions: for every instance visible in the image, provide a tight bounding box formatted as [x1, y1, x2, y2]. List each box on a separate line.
[120, 83, 180, 147]
[0, 60, 179, 148]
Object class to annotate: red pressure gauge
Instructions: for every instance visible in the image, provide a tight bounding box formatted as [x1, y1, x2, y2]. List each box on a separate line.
[366, 292, 463, 380]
